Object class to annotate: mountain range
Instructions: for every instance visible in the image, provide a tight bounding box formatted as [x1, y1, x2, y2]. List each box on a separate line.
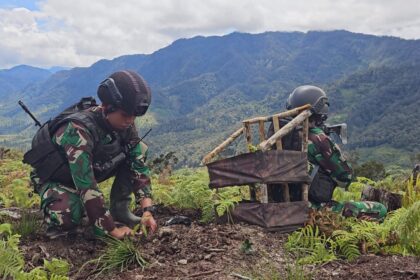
[0, 30, 419, 167]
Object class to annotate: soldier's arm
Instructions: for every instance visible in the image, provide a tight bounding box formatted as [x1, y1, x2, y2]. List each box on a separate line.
[53, 121, 116, 234]
[309, 131, 353, 185]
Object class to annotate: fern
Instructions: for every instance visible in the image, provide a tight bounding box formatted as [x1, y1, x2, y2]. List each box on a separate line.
[402, 175, 420, 207]
[396, 201, 420, 255]
[43, 258, 69, 277]
[0, 224, 70, 280]
[0, 233, 24, 279]
[151, 168, 247, 222]
[332, 230, 362, 260]
[286, 226, 337, 264]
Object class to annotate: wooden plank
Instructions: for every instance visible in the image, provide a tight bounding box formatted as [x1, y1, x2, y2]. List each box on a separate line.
[243, 104, 311, 124]
[259, 109, 312, 151]
[267, 115, 290, 202]
[202, 127, 244, 165]
[301, 117, 309, 202]
[243, 122, 257, 201]
[272, 115, 282, 149]
[257, 120, 269, 203]
[244, 122, 252, 146]
[258, 120, 265, 143]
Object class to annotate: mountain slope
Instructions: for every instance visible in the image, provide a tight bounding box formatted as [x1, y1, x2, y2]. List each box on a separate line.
[1, 30, 419, 166]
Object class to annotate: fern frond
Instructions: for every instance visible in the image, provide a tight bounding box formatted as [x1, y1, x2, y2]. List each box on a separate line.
[0, 234, 24, 279]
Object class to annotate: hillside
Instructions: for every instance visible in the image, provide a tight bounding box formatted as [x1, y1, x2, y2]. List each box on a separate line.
[0, 30, 419, 166]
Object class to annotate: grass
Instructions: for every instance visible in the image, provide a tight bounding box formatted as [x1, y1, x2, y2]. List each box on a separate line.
[79, 237, 147, 278]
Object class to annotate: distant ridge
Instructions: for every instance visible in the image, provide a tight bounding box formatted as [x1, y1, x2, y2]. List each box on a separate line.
[1, 30, 419, 167]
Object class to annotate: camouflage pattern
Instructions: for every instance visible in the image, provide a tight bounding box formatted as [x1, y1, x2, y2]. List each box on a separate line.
[37, 106, 152, 235]
[340, 201, 388, 220]
[313, 200, 388, 221]
[308, 127, 353, 186]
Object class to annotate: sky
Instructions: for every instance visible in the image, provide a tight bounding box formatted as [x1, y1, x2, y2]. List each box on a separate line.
[1, 0, 420, 69]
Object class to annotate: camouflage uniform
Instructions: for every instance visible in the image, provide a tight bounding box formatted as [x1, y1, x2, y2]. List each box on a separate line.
[35, 106, 151, 236]
[308, 127, 353, 203]
[330, 201, 387, 221]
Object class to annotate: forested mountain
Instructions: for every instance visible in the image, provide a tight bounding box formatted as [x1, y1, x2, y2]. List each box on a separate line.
[0, 65, 51, 98]
[0, 30, 419, 167]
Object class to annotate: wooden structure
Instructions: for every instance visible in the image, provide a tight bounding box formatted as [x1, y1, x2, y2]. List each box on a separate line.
[202, 104, 312, 203]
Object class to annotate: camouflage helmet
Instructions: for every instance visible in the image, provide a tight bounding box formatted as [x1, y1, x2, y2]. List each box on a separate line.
[286, 85, 329, 116]
[97, 70, 151, 116]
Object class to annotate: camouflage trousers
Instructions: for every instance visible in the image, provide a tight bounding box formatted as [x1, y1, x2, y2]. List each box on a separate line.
[37, 165, 141, 236]
[39, 182, 114, 236]
[40, 182, 84, 230]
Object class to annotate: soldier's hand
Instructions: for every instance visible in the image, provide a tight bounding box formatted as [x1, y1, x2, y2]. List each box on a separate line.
[141, 212, 157, 233]
[110, 226, 132, 239]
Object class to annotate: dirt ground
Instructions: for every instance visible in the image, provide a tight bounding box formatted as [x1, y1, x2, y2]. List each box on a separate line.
[17, 207, 420, 280]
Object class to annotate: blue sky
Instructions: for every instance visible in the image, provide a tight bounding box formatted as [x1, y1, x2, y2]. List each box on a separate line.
[0, 0, 41, 10]
[1, 0, 420, 69]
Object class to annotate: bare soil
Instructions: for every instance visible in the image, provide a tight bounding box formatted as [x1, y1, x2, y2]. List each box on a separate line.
[17, 207, 420, 280]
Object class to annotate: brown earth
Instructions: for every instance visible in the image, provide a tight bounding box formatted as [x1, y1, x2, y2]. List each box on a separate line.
[14, 207, 420, 280]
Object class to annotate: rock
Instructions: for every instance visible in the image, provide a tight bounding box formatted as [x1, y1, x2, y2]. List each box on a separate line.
[31, 253, 41, 265]
[204, 254, 213, 260]
[158, 227, 175, 239]
[171, 238, 179, 246]
[178, 259, 188, 265]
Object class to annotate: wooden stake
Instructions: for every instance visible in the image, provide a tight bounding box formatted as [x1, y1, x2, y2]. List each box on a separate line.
[272, 115, 282, 150]
[202, 127, 244, 165]
[243, 122, 257, 201]
[271, 115, 290, 202]
[258, 120, 265, 142]
[259, 109, 312, 151]
[242, 104, 311, 124]
[301, 117, 309, 202]
[244, 122, 252, 145]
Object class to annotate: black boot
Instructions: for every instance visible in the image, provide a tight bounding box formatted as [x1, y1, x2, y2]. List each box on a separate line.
[110, 196, 141, 226]
[109, 166, 141, 226]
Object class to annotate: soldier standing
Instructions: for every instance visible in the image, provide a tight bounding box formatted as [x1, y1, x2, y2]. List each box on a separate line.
[25, 70, 157, 239]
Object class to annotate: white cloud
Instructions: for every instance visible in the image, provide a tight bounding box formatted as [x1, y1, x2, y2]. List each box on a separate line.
[1, 0, 420, 68]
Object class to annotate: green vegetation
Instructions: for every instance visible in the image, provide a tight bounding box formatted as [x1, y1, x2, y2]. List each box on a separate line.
[0, 148, 418, 278]
[286, 173, 420, 264]
[11, 210, 42, 239]
[0, 224, 70, 279]
[152, 168, 247, 222]
[81, 237, 147, 276]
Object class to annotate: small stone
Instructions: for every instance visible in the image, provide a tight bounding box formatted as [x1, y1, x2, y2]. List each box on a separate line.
[204, 254, 213, 260]
[178, 259, 188, 265]
[159, 227, 175, 239]
[31, 253, 41, 265]
[171, 238, 179, 246]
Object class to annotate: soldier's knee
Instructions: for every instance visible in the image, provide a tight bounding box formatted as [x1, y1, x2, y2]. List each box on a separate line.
[41, 186, 83, 229]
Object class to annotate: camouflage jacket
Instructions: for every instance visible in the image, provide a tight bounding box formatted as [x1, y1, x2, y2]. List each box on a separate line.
[51, 106, 152, 233]
[308, 127, 353, 186]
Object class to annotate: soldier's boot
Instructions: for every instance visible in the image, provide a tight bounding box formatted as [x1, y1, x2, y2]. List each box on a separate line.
[109, 166, 141, 226]
[110, 194, 141, 227]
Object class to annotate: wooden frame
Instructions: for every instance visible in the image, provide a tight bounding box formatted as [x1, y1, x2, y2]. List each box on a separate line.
[202, 104, 312, 203]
